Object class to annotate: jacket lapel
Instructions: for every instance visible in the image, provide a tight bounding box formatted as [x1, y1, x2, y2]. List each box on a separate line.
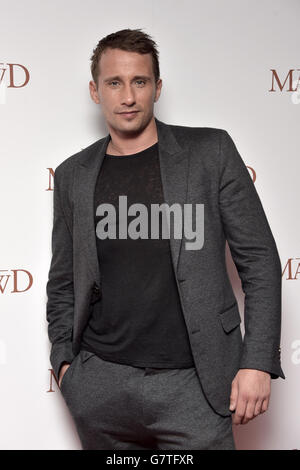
[74, 117, 190, 286]
[155, 119, 190, 275]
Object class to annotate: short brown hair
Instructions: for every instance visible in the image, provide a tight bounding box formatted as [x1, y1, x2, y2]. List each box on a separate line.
[90, 28, 160, 87]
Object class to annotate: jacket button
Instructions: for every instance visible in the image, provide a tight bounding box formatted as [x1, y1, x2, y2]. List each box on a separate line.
[93, 284, 100, 293]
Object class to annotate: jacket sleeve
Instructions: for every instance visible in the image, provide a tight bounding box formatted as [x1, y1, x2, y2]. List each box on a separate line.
[46, 166, 76, 382]
[218, 130, 285, 380]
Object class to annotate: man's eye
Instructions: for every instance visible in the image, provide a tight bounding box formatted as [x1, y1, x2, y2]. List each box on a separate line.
[136, 80, 146, 86]
[110, 81, 119, 86]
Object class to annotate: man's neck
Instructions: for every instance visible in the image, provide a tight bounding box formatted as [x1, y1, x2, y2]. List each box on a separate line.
[106, 116, 158, 156]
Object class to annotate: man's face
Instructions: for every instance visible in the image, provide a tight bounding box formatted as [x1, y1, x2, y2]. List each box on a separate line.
[89, 48, 162, 135]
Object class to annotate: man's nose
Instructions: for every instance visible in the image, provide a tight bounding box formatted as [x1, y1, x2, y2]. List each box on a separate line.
[121, 84, 136, 106]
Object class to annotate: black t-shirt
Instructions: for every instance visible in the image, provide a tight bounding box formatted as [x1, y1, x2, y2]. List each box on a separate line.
[80, 141, 195, 368]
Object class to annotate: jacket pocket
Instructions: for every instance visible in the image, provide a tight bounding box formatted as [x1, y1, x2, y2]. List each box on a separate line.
[218, 302, 241, 333]
[80, 350, 97, 364]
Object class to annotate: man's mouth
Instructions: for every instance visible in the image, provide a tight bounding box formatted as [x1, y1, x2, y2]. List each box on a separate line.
[118, 111, 140, 118]
[119, 111, 139, 114]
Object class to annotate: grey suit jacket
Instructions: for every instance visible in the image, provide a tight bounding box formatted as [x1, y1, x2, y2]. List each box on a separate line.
[46, 117, 285, 417]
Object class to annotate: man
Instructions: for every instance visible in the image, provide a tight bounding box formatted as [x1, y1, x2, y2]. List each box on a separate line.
[46, 28, 285, 450]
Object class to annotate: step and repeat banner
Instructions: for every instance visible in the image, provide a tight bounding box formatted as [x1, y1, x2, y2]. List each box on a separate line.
[1, 0, 299, 450]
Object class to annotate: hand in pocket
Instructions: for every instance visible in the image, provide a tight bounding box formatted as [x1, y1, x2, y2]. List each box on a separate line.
[58, 362, 71, 388]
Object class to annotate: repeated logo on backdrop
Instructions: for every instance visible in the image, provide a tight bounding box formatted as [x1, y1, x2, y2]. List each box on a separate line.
[0, 63, 30, 103]
[282, 259, 300, 280]
[0, 269, 33, 294]
[46, 168, 55, 191]
[269, 69, 300, 104]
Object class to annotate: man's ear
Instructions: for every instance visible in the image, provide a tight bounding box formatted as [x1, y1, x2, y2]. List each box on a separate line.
[154, 78, 162, 102]
[89, 80, 100, 104]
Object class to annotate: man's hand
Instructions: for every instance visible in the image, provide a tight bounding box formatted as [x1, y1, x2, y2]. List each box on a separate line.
[58, 362, 71, 389]
[229, 369, 271, 425]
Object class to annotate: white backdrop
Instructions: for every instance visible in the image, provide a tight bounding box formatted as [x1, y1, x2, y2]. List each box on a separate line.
[1, 0, 299, 450]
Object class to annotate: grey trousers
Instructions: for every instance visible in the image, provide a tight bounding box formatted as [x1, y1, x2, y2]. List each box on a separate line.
[59, 349, 236, 450]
